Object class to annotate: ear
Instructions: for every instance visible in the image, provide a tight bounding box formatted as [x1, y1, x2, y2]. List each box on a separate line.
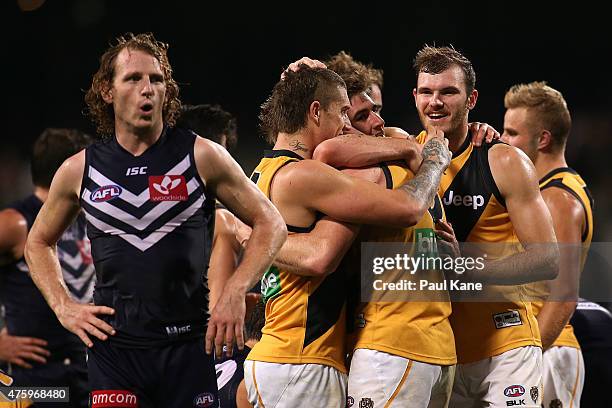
[538, 129, 553, 151]
[309, 100, 321, 126]
[101, 83, 113, 104]
[467, 89, 478, 110]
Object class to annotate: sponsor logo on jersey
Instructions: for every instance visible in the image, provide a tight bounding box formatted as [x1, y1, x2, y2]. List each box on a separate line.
[504, 385, 525, 398]
[443, 190, 485, 209]
[90, 390, 137, 407]
[359, 398, 374, 408]
[148, 175, 188, 201]
[415, 228, 438, 258]
[165, 324, 192, 337]
[493, 310, 523, 329]
[91, 185, 122, 202]
[261, 266, 281, 302]
[194, 392, 215, 407]
[530, 386, 539, 404]
[347, 396, 354, 407]
[506, 400, 525, 406]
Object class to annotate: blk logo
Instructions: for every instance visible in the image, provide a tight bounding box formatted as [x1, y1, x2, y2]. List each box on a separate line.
[91, 185, 122, 202]
[148, 175, 188, 202]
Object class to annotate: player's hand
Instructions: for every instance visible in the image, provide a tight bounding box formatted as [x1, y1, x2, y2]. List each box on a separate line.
[55, 301, 115, 347]
[468, 122, 500, 146]
[423, 126, 451, 170]
[0, 327, 50, 368]
[435, 220, 460, 259]
[281, 57, 326, 79]
[206, 285, 246, 357]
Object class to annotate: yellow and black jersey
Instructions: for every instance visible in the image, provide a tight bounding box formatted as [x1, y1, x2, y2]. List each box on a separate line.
[531, 167, 594, 349]
[417, 131, 540, 364]
[246, 150, 348, 373]
[348, 163, 456, 365]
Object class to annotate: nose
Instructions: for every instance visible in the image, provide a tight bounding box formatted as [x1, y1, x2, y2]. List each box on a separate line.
[371, 112, 385, 134]
[342, 113, 352, 133]
[141, 77, 153, 96]
[429, 92, 443, 108]
[501, 131, 510, 144]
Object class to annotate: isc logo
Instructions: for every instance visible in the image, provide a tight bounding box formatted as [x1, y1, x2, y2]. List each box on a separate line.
[91, 185, 122, 202]
[126, 166, 147, 176]
[194, 392, 215, 407]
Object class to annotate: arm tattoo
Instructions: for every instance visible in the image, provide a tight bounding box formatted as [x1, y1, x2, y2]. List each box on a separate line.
[399, 138, 449, 207]
[289, 140, 309, 153]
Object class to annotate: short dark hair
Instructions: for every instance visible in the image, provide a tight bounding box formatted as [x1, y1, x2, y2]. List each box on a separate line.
[259, 65, 346, 144]
[413, 45, 476, 94]
[176, 104, 238, 150]
[31, 128, 92, 188]
[245, 299, 265, 341]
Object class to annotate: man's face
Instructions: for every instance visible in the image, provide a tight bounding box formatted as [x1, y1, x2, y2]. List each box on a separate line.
[318, 86, 352, 143]
[502, 107, 539, 162]
[348, 92, 385, 137]
[413, 65, 474, 136]
[104, 48, 166, 133]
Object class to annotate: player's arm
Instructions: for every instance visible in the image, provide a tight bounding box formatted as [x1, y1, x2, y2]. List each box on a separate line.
[236, 379, 253, 408]
[469, 145, 559, 284]
[195, 138, 287, 356]
[208, 208, 242, 310]
[272, 217, 360, 277]
[0, 209, 27, 266]
[0, 327, 50, 368]
[313, 132, 421, 169]
[24, 151, 115, 348]
[537, 187, 584, 350]
[279, 135, 449, 228]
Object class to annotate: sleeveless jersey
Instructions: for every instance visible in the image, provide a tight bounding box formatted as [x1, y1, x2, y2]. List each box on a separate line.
[570, 299, 612, 351]
[80, 127, 215, 347]
[350, 164, 456, 365]
[215, 346, 251, 408]
[246, 150, 347, 373]
[0, 195, 94, 351]
[417, 131, 541, 363]
[529, 168, 594, 349]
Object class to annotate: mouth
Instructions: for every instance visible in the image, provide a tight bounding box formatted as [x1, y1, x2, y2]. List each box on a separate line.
[427, 112, 448, 122]
[140, 102, 154, 114]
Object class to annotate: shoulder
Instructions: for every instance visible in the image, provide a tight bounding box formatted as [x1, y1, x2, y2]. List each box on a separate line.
[0, 208, 27, 235]
[541, 186, 584, 221]
[488, 143, 538, 195]
[273, 159, 343, 189]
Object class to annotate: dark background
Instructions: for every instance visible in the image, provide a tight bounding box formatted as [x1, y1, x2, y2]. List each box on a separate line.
[3, 0, 611, 248]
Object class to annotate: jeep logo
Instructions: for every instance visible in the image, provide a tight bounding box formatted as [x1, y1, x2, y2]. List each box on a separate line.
[443, 190, 485, 209]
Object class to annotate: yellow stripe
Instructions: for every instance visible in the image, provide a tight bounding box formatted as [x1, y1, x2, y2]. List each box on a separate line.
[384, 360, 413, 408]
[252, 361, 266, 408]
[569, 348, 580, 408]
[0, 370, 13, 386]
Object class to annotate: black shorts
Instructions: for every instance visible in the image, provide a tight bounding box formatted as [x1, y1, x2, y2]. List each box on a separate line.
[87, 338, 218, 408]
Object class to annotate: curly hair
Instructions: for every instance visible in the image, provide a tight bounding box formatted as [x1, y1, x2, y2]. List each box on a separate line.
[504, 81, 571, 150]
[85, 32, 181, 138]
[259, 65, 346, 144]
[413, 45, 476, 95]
[325, 51, 373, 99]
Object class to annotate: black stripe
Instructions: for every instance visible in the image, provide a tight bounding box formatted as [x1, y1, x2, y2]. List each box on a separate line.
[263, 150, 305, 160]
[541, 179, 591, 242]
[539, 167, 578, 184]
[478, 141, 505, 207]
[303, 268, 346, 349]
[287, 223, 315, 233]
[380, 163, 393, 189]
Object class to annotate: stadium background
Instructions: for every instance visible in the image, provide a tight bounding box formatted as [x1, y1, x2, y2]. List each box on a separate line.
[2, 1, 611, 302]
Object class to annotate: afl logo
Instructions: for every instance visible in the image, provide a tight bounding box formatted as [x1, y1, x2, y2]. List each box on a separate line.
[193, 392, 215, 407]
[90, 185, 122, 202]
[503, 385, 525, 397]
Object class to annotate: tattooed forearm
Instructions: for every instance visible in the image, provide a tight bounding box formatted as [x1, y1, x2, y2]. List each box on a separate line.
[399, 138, 450, 209]
[289, 140, 309, 153]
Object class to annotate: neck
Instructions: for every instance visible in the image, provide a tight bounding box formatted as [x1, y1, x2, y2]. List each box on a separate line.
[274, 132, 315, 159]
[534, 151, 567, 180]
[33, 186, 49, 203]
[445, 123, 469, 153]
[115, 122, 164, 156]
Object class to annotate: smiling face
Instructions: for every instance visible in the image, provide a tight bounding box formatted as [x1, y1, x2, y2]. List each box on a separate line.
[317, 85, 352, 144]
[103, 48, 166, 137]
[348, 92, 385, 137]
[413, 64, 477, 142]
